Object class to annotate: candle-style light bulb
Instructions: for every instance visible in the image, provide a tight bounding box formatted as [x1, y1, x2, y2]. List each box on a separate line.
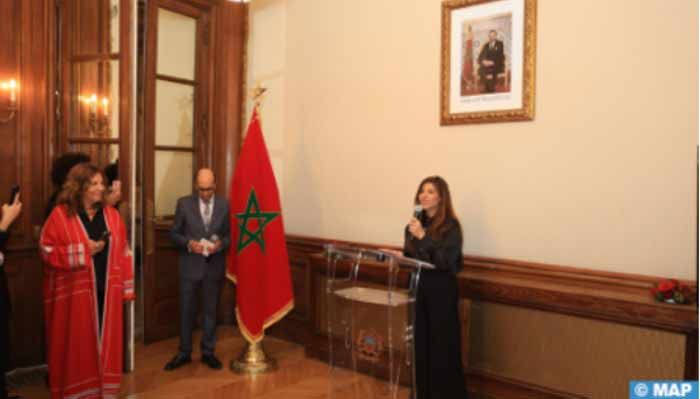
[101, 97, 109, 116]
[8, 80, 17, 104]
[89, 94, 97, 116]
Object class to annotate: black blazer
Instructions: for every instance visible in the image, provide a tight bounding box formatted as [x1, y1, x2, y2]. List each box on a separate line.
[478, 40, 505, 74]
[0, 230, 7, 252]
[1, 230, 11, 312]
[170, 194, 231, 281]
[0, 230, 10, 375]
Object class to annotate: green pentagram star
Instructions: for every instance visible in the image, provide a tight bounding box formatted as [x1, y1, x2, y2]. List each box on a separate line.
[235, 188, 279, 253]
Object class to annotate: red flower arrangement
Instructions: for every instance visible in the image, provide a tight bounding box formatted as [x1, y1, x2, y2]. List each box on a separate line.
[650, 279, 692, 304]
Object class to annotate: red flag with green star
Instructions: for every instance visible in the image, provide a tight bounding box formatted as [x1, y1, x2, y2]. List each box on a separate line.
[227, 108, 294, 343]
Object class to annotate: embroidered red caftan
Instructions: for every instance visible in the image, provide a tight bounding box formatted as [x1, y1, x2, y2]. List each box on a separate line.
[39, 205, 134, 399]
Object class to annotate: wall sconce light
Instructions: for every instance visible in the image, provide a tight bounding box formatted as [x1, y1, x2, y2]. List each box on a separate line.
[0, 79, 19, 123]
[80, 93, 110, 136]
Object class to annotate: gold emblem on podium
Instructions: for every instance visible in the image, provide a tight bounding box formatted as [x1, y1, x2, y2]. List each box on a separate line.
[356, 329, 384, 362]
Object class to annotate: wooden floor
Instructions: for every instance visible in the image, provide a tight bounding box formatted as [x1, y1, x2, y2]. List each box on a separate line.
[14, 326, 409, 399]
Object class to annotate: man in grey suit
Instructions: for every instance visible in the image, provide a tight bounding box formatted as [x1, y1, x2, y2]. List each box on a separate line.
[164, 168, 230, 370]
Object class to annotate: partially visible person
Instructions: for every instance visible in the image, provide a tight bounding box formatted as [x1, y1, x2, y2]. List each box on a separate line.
[0, 192, 22, 399]
[403, 176, 467, 399]
[103, 160, 123, 209]
[44, 152, 90, 221]
[39, 163, 134, 399]
[477, 29, 505, 93]
[164, 168, 230, 371]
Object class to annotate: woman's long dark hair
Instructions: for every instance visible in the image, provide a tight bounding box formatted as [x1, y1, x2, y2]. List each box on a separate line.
[414, 176, 461, 239]
[57, 163, 104, 216]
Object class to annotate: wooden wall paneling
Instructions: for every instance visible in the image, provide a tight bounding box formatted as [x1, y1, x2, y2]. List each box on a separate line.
[263, 235, 323, 347]
[141, 0, 159, 343]
[209, 1, 246, 326]
[685, 329, 698, 380]
[0, 0, 54, 368]
[193, 5, 212, 170]
[284, 234, 698, 399]
[119, 0, 134, 202]
[465, 370, 587, 399]
[0, 1, 20, 213]
[212, 1, 245, 197]
[4, 252, 45, 367]
[58, 0, 72, 153]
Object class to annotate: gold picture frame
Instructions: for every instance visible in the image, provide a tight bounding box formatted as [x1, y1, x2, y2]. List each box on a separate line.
[440, 0, 537, 125]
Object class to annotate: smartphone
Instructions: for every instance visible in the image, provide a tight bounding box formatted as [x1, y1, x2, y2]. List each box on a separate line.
[9, 184, 19, 204]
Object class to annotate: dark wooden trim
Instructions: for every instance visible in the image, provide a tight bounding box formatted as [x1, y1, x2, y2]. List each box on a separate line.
[142, 0, 162, 344]
[465, 369, 586, 399]
[66, 137, 121, 144]
[157, 0, 208, 18]
[156, 73, 197, 86]
[237, 2, 248, 153]
[288, 233, 697, 288]
[118, 0, 134, 203]
[685, 330, 699, 380]
[154, 145, 195, 152]
[212, 0, 245, 196]
[69, 53, 120, 62]
[292, 234, 698, 333]
[194, 6, 212, 169]
[45, 0, 57, 221]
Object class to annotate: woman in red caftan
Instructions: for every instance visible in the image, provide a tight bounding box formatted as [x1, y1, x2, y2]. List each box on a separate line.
[39, 163, 134, 399]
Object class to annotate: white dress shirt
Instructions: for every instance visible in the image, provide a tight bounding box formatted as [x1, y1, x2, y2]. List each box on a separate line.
[199, 197, 215, 229]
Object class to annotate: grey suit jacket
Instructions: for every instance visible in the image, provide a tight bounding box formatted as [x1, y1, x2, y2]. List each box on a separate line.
[170, 194, 231, 281]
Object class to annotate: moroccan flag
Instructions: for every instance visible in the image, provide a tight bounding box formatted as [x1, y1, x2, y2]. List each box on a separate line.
[227, 108, 294, 343]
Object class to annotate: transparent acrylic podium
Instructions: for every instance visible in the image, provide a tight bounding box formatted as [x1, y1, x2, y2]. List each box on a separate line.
[324, 244, 434, 399]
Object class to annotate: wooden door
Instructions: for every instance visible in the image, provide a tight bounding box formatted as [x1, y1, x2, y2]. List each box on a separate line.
[142, 0, 213, 343]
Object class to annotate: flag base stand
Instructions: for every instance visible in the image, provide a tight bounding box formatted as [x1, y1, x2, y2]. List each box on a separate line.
[230, 341, 278, 374]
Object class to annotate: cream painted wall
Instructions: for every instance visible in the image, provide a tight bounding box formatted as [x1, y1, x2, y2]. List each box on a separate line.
[247, 0, 698, 279]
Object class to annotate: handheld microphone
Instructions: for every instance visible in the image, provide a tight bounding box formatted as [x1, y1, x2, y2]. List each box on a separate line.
[413, 205, 423, 219]
[409, 205, 423, 241]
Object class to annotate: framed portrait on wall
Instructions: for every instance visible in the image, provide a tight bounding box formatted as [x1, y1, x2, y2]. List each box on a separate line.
[440, 0, 537, 125]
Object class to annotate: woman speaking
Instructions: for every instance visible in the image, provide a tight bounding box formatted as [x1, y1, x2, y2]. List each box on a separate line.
[403, 176, 467, 399]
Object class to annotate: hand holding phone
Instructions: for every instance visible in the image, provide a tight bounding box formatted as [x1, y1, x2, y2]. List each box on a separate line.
[0, 185, 22, 231]
[100, 230, 111, 242]
[9, 185, 19, 204]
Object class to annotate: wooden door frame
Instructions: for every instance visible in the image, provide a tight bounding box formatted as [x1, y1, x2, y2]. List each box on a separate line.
[142, 0, 215, 343]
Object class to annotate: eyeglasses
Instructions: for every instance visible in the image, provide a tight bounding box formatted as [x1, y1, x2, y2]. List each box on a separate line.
[198, 187, 215, 192]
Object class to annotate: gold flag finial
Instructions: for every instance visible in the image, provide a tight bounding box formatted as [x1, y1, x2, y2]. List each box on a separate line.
[251, 83, 267, 111]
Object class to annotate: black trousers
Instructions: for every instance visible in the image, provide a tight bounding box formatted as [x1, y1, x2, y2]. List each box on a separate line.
[414, 272, 467, 399]
[178, 275, 223, 357]
[0, 269, 10, 399]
